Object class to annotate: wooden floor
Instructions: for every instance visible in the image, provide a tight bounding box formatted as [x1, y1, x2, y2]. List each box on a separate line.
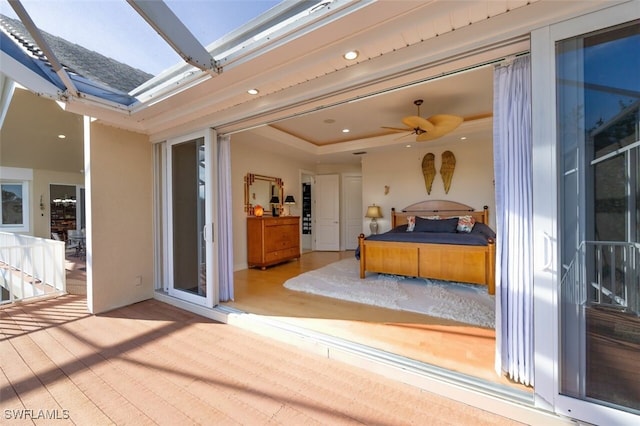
[0, 295, 525, 425]
[224, 251, 529, 391]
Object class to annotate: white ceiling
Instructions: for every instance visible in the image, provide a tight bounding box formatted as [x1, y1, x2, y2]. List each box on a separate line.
[0, 88, 84, 174]
[271, 65, 494, 146]
[236, 64, 494, 164]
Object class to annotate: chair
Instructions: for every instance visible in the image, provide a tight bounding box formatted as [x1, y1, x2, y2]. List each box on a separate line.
[66, 229, 83, 257]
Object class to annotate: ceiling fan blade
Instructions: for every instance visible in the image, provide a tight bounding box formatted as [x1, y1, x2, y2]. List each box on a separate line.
[415, 114, 464, 142]
[381, 126, 412, 133]
[427, 114, 464, 129]
[393, 132, 414, 141]
[401, 115, 435, 133]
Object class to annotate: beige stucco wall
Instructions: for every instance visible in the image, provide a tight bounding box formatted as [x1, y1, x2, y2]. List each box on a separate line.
[86, 122, 153, 314]
[230, 133, 316, 270]
[361, 136, 495, 233]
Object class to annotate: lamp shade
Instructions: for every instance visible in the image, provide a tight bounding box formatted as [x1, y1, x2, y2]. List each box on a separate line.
[284, 195, 296, 204]
[269, 196, 280, 216]
[365, 205, 382, 219]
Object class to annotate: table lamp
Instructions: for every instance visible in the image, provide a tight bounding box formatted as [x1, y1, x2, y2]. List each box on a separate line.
[284, 195, 296, 216]
[365, 204, 382, 234]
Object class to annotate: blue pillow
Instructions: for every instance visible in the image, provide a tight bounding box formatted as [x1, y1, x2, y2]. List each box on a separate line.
[471, 222, 496, 239]
[389, 224, 409, 233]
[414, 217, 459, 233]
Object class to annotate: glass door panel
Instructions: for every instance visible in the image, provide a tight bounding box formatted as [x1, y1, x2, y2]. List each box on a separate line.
[171, 138, 205, 296]
[167, 134, 216, 307]
[557, 19, 640, 414]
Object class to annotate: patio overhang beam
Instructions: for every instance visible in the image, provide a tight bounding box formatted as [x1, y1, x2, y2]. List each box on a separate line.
[0, 74, 15, 128]
[8, 0, 79, 98]
[127, 0, 218, 74]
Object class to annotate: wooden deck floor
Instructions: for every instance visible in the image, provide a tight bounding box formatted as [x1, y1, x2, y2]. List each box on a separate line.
[61, 250, 527, 390]
[0, 295, 524, 425]
[225, 251, 527, 390]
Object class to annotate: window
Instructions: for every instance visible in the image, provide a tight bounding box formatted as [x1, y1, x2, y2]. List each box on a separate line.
[0, 167, 33, 233]
[1, 181, 30, 232]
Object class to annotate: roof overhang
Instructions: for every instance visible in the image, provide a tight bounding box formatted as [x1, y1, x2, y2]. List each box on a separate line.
[2, 0, 630, 144]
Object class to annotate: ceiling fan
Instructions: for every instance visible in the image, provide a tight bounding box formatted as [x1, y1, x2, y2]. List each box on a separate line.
[382, 99, 466, 142]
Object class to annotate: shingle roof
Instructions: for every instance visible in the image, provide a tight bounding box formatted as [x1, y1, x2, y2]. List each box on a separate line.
[0, 14, 152, 94]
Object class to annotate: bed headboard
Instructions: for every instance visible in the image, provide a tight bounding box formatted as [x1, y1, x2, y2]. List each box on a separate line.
[391, 200, 489, 228]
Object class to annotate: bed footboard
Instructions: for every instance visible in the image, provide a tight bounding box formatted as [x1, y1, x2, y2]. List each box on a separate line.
[358, 233, 496, 295]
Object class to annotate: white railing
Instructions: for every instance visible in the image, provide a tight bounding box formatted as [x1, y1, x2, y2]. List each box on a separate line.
[561, 240, 640, 316]
[0, 232, 66, 304]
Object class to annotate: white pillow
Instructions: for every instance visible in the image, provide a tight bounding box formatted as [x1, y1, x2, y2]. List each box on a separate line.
[457, 215, 476, 233]
[406, 216, 416, 232]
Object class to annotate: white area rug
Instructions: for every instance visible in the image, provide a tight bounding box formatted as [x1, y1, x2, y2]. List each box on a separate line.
[284, 258, 495, 328]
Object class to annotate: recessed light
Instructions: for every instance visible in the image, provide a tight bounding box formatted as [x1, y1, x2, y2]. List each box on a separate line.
[405, 144, 411, 148]
[247, 88, 259, 95]
[343, 50, 359, 60]
[57, 134, 66, 139]
[324, 118, 336, 124]
[460, 136, 467, 140]
[342, 128, 350, 133]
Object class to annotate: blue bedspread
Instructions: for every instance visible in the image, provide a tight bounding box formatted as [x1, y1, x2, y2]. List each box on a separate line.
[355, 222, 495, 260]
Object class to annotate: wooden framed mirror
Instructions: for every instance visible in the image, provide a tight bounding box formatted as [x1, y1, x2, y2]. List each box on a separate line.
[244, 173, 284, 216]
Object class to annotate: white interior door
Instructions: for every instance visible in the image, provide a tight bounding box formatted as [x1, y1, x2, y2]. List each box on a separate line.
[165, 130, 217, 307]
[342, 174, 362, 250]
[314, 174, 339, 251]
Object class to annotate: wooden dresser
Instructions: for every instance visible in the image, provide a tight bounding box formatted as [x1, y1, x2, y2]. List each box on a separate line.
[247, 216, 300, 269]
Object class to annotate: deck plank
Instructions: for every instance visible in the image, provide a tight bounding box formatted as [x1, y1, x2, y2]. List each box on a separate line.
[1, 295, 523, 425]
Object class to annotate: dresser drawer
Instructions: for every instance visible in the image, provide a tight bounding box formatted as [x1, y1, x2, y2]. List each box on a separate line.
[264, 217, 299, 227]
[264, 247, 300, 263]
[265, 226, 298, 249]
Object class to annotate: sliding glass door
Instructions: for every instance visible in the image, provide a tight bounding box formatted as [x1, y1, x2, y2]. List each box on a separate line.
[533, 4, 639, 424]
[166, 131, 218, 307]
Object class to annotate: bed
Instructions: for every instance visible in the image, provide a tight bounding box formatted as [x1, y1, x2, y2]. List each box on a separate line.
[357, 200, 496, 295]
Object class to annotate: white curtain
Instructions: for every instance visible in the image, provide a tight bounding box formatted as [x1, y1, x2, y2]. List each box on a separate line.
[217, 134, 234, 301]
[493, 55, 534, 386]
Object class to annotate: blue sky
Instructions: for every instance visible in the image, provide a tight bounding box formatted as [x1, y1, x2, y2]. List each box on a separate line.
[0, 0, 281, 75]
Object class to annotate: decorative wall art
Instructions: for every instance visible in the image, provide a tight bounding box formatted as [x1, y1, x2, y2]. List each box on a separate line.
[420, 151, 457, 195]
[421, 153, 436, 194]
[440, 150, 456, 194]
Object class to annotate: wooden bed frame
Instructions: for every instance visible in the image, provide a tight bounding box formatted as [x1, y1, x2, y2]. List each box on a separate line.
[358, 200, 496, 295]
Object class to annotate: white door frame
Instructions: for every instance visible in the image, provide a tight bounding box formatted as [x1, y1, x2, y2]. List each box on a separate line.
[164, 128, 218, 307]
[532, 2, 639, 424]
